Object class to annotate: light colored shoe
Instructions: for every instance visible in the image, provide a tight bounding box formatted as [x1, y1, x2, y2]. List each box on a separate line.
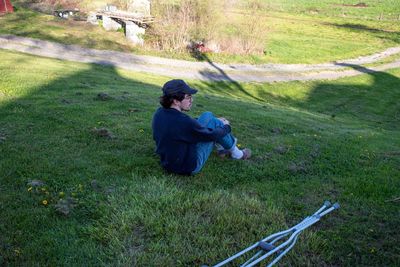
[240, 148, 251, 160]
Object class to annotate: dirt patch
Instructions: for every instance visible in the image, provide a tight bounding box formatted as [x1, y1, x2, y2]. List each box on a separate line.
[96, 93, 113, 101]
[91, 127, 115, 139]
[61, 99, 71, 104]
[104, 186, 116, 195]
[274, 145, 288, 154]
[89, 179, 116, 195]
[310, 144, 321, 159]
[0, 132, 6, 143]
[271, 127, 282, 134]
[334, 3, 368, 8]
[253, 152, 274, 163]
[380, 151, 400, 159]
[55, 197, 77, 216]
[334, 2, 368, 8]
[27, 180, 45, 187]
[288, 161, 307, 174]
[90, 179, 101, 191]
[124, 225, 147, 264]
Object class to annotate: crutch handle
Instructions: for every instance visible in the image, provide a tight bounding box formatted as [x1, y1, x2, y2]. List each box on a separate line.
[258, 241, 283, 257]
[258, 241, 275, 251]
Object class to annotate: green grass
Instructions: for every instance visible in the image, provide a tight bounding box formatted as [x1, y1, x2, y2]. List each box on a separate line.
[1, 49, 400, 266]
[207, 9, 400, 64]
[1, 3, 399, 64]
[251, 0, 400, 21]
[0, 7, 135, 52]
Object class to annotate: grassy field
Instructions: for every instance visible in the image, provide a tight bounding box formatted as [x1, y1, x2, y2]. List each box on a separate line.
[254, 0, 400, 20]
[1, 2, 399, 64]
[1, 49, 399, 266]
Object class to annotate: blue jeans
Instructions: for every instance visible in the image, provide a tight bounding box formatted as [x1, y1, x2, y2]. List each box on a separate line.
[192, 112, 236, 174]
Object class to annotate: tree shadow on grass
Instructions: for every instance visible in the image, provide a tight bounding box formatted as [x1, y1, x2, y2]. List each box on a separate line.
[254, 63, 400, 130]
[0, 51, 292, 267]
[190, 49, 265, 102]
[0, 55, 166, 265]
[306, 63, 400, 129]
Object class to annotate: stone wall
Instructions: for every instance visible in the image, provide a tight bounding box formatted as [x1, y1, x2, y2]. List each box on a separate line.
[125, 21, 145, 45]
[102, 16, 122, 31]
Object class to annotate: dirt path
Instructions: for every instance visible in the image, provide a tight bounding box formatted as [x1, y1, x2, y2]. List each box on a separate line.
[1, 34, 400, 83]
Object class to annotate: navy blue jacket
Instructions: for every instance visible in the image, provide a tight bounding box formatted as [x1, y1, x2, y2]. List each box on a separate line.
[152, 108, 231, 175]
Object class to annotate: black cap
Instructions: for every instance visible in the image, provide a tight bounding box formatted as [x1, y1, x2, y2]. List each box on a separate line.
[162, 79, 198, 96]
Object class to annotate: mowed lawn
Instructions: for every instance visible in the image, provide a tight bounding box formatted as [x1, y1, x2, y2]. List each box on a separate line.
[0, 50, 399, 266]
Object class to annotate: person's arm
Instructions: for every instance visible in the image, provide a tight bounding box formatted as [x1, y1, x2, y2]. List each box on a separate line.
[184, 119, 231, 143]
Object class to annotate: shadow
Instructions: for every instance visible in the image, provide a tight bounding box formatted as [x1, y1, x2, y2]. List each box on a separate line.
[254, 63, 400, 130]
[189, 49, 265, 102]
[334, 62, 377, 73]
[0, 49, 302, 266]
[324, 22, 400, 43]
[0, 61, 161, 178]
[0, 51, 174, 264]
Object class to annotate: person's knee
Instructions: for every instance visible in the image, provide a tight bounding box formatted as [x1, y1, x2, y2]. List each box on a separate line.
[201, 111, 214, 118]
[198, 111, 214, 124]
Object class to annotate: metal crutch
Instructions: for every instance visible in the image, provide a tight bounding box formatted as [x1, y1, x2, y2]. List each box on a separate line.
[208, 201, 340, 267]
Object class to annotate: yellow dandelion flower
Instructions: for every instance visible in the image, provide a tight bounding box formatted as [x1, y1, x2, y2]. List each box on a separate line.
[59, 191, 65, 197]
[237, 143, 242, 147]
[28, 187, 32, 192]
[42, 200, 48, 205]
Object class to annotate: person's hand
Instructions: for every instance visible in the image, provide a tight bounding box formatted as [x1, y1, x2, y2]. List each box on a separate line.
[218, 117, 230, 125]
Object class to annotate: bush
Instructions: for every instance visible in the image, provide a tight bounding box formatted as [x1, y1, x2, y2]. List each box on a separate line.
[146, 0, 266, 56]
[147, 0, 221, 51]
[217, 11, 266, 55]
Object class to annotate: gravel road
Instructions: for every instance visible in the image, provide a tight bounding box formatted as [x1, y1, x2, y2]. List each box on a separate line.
[1, 34, 400, 83]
